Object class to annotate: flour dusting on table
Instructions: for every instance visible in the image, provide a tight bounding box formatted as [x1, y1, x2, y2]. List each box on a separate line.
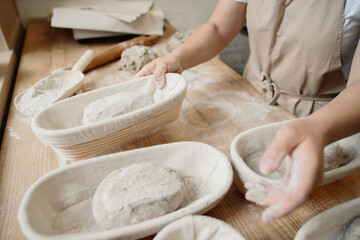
[15, 75, 83, 117]
[7, 127, 21, 140]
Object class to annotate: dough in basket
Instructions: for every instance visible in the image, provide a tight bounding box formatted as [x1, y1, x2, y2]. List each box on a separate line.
[92, 162, 186, 229]
[82, 90, 154, 124]
[276, 142, 350, 176]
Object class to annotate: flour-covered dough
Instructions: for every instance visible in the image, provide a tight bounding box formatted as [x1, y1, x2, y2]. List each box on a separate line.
[166, 31, 192, 52]
[249, 142, 350, 179]
[82, 78, 166, 124]
[277, 142, 348, 176]
[323, 143, 348, 171]
[82, 91, 154, 124]
[92, 163, 186, 229]
[119, 46, 157, 73]
[154, 215, 245, 240]
[341, 217, 360, 240]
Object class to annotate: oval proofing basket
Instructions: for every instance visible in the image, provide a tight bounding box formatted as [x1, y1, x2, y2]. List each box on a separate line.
[294, 197, 360, 240]
[31, 73, 187, 162]
[18, 142, 233, 240]
[230, 119, 360, 194]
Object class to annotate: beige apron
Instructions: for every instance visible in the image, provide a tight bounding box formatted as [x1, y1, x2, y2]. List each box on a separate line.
[244, 0, 346, 117]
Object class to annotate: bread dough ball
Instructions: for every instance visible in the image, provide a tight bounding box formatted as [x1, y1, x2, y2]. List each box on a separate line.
[276, 142, 346, 176]
[92, 163, 186, 229]
[343, 217, 360, 240]
[119, 46, 157, 73]
[166, 31, 192, 52]
[154, 215, 246, 240]
[323, 143, 345, 171]
[82, 91, 154, 124]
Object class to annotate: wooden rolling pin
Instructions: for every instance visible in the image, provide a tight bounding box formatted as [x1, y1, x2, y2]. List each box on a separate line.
[84, 35, 160, 72]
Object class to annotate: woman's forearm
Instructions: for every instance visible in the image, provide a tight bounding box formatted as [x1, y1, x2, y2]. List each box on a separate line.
[171, 0, 247, 70]
[308, 40, 360, 145]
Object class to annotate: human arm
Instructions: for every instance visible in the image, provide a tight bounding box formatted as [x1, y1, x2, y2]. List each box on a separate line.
[245, 40, 360, 222]
[134, 0, 247, 87]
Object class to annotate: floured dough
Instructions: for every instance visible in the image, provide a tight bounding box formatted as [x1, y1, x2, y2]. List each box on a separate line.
[323, 143, 351, 171]
[82, 78, 167, 124]
[154, 215, 246, 240]
[340, 217, 360, 240]
[166, 31, 192, 52]
[246, 142, 351, 180]
[119, 45, 157, 73]
[277, 142, 349, 176]
[92, 162, 186, 229]
[82, 91, 154, 124]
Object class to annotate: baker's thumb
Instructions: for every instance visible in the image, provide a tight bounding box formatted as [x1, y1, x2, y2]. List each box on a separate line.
[153, 63, 168, 88]
[134, 61, 155, 79]
[260, 124, 300, 174]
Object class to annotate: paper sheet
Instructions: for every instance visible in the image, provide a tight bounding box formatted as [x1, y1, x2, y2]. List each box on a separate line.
[56, 0, 154, 22]
[52, 6, 164, 36]
[72, 29, 126, 40]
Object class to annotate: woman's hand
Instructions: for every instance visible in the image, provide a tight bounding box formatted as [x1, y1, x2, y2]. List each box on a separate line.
[246, 40, 360, 222]
[134, 54, 183, 88]
[135, 0, 247, 88]
[245, 118, 327, 222]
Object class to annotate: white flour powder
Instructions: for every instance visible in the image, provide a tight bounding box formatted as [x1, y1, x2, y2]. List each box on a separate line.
[6, 127, 21, 140]
[15, 74, 83, 117]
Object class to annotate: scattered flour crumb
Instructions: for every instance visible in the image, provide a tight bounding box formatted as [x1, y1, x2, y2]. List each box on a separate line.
[57, 156, 69, 167]
[18, 116, 32, 123]
[7, 127, 21, 140]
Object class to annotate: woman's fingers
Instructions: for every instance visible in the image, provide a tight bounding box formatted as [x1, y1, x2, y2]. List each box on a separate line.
[261, 195, 304, 223]
[134, 61, 156, 78]
[246, 141, 323, 222]
[245, 178, 308, 222]
[153, 62, 168, 88]
[245, 190, 268, 206]
[244, 119, 327, 222]
[260, 122, 302, 174]
[282, 156, 293, 184]
[134, 61, 167, 88]
[244, 180, 281, 193]
[245, 180, 284, 206]
[134, 54, 183, 88]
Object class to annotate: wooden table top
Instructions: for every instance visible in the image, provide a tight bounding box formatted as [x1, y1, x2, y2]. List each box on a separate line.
[1, 22, 359, 240]
[0, 50, 16, 135]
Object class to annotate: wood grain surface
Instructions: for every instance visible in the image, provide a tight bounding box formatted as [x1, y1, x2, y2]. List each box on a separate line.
[1, 22, 359, 240]
[0, 50, 16, 130]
